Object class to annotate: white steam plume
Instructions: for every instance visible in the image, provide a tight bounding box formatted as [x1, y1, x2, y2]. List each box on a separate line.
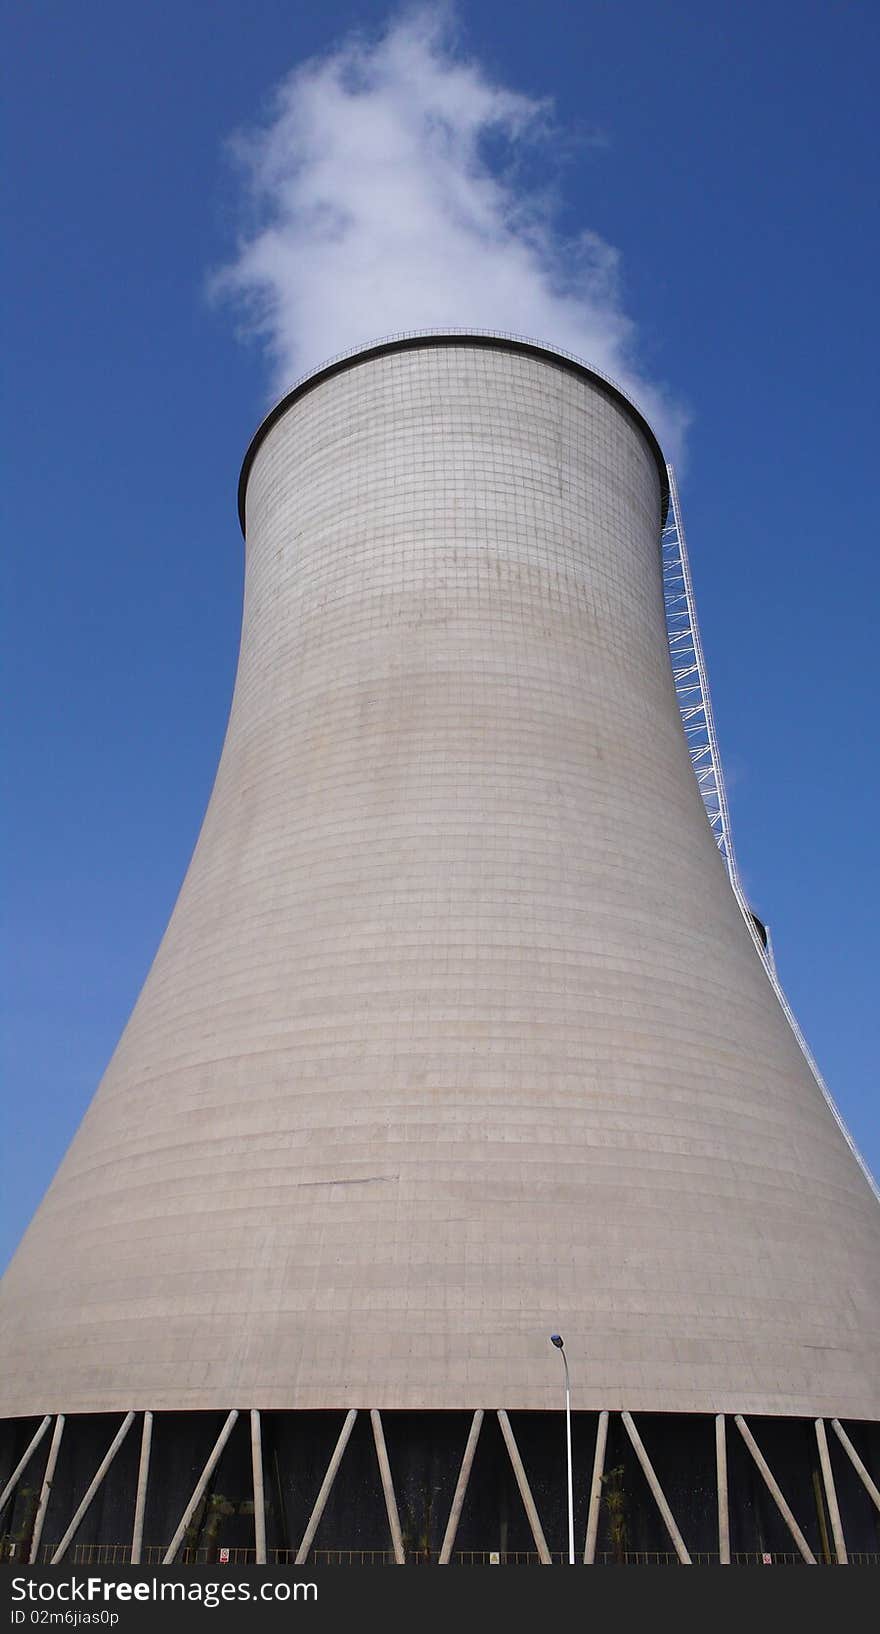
[215, 6, 685, 457]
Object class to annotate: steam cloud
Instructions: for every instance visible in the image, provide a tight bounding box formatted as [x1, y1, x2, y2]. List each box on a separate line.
[216, 6, 685, 457]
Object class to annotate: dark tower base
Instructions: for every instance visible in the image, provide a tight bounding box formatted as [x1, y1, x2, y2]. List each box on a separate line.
[2, 1411, 878, 1566]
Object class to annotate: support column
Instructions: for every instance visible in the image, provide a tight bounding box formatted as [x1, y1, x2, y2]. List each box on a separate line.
[831, 1420, 880, 1515]
[439, 1410, 483, 1565]
[734, 1415, 815, 1564]
[496, 1410, 551, 1564]
[163, 1410, 239, 1565]
[28, 1414, 65, 1564]
[583, 1410, 608, 1565]
[295, 1410, 357, 1566]
[250, 1411, 267, 1565]
[814, 1420, 846, 1564]
[0, 1416, 52, 1521]
[715, 1414, 730, 1565]
[52, 1412, 135, 1563]
[370, 1410, 405, 1564]
[621, 1411, 691, 1565]
[130, 1412, 153, 1565]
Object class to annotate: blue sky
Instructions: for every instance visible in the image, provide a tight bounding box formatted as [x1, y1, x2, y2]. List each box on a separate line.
[3, 0, 878, 1268]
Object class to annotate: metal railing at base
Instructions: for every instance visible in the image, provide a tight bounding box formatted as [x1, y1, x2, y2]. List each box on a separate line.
[17, 1541, 879, 1567]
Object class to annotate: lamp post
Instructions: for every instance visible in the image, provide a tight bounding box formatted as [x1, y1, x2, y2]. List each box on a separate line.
[550, 1334, 575, 1564]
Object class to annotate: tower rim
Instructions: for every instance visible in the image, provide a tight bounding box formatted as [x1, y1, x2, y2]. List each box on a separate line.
[237, 328, 670, 537]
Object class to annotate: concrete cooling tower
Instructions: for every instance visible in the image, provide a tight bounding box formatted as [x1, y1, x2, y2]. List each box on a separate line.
[2, 333, 878, 1567]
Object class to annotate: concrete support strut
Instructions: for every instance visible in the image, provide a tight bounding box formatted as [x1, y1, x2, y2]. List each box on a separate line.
[715, 1414, 730, 1564]
[130, 1411, 153, 1565]
[163, 1409, 239, 1565]
[734, 1415, 815, 1563]
[583, 1410, 609, 1564]
[0, 1416, 52, 1521]
[28, 1414, 65, 1564]
[439, 1410, 483, 1565]
[370, 1410, 405, 1564]
[621, 1411, 691, 1564]
[814, 1419, 846, 1564]
[250, 1410, 267, 1565]
[295, 1410, 358, 1566]
[496, 1410, 552, 1564]
[831, 1420, 880, 1514]
[51, 1411, 135, 1563]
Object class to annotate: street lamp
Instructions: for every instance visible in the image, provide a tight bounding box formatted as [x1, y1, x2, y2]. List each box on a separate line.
[550, 1334, 575, 1564]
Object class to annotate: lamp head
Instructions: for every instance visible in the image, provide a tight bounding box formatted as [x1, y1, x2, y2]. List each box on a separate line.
[550, 1333, 564, 1349]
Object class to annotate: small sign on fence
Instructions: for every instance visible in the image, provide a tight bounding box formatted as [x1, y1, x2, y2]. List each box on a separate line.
[218, 1547, 230, 1564]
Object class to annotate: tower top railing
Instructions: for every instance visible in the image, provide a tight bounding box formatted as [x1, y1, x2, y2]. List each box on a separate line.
[264, 325, 661, 440]
[237, 328, 669, 535]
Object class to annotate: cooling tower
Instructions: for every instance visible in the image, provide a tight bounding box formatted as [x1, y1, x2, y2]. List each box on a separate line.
[2, 334, 878, 1567]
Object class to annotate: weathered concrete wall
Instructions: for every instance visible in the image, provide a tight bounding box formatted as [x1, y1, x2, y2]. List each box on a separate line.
[2, 337, 877, 1419]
